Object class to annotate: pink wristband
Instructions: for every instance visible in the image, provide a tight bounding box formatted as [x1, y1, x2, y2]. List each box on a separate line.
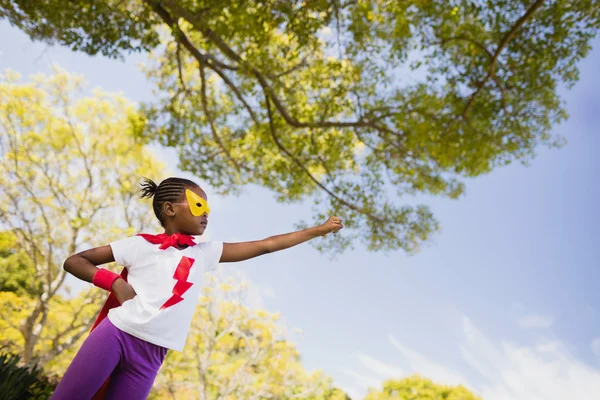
[92, 268, 121, 292]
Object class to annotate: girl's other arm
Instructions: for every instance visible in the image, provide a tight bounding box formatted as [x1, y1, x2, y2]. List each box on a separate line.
[64, 245, 136, 303]
[63, 245, 115, 283]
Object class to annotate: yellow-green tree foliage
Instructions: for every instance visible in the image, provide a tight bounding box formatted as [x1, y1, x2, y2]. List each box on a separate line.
[151, 278, 344, 400]
[0, 230, 39, 296]
[2, 0, 599, 253]
[365, 375, 481, 400]
[0, 68, 164, 368]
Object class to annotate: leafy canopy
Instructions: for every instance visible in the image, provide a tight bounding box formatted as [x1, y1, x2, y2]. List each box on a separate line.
[3, 0, 599, 252]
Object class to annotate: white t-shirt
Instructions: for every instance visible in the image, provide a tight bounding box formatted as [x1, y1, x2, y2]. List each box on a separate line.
[107, 235, 223, 351]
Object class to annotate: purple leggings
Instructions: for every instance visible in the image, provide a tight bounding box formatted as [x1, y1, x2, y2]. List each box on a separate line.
[51, 318, 168, 400]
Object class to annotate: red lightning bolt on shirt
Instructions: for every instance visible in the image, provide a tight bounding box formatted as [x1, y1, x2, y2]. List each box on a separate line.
[160, 256, 195, 309]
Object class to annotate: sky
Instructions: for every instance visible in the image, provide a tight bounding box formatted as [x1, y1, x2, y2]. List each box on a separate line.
[2, 20, 599, 400]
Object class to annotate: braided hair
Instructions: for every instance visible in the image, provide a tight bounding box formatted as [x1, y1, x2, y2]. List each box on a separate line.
[140, 177, 199, 226]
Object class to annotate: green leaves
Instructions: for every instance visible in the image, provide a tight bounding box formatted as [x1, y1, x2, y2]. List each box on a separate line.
[0, 231, 40, 297]
[365, 375, 481, 400]
[141, 0, 599, 253]
[0, 352, 56, 400]
[5, 0, 599, 253]
[0, 0, 159, 59]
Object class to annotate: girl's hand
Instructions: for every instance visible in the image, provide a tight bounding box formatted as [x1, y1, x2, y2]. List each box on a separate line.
[112, 278, 137, 305]
[319, 216, 344, 236]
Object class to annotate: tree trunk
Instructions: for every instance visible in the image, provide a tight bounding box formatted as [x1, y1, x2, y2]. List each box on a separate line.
[20, 297, 48, 365]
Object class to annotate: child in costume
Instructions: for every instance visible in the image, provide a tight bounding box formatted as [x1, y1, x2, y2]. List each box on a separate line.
[51, 177, 343, 399]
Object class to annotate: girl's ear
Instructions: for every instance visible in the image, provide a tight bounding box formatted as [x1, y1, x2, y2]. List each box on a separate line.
[163, 202, 176, 218]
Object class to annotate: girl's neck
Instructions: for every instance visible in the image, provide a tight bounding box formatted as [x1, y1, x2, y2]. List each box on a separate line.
[163, 227, 183, 236]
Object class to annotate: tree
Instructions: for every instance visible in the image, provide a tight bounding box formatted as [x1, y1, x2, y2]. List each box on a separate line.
[0, 230, 40, 297]
[0, 291, 97, 378]
[151, 277, 345, 400]
[0, 68, 164, 366]
[2, 2, 599, 254]
[364, 375, 481, 400]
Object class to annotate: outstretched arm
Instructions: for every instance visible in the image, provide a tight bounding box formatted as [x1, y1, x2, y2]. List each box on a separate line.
[219, 216, 343, 263]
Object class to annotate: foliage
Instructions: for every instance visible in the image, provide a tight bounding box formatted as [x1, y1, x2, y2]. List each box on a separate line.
[149, 277, 346, 400]
[2, 0, 600, 253]
[0, 0, 159, 58]
[0, 352, 57, 400]
[0, 230, 40, 296]
[364, 375, 481, 400]
[0, 281, 110, 378]
[0, 68, 164, 365]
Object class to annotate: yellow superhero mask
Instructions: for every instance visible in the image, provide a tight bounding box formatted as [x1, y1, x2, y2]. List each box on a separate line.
[184, 189, 211, 216]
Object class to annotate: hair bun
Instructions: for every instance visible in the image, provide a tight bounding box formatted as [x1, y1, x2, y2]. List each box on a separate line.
[140, 177, 159, 199]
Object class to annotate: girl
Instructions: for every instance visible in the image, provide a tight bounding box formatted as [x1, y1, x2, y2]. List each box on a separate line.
[51, 177, 343, 400]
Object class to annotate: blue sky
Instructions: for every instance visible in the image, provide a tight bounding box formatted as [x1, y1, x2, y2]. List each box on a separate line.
[2, 20, 599, 399]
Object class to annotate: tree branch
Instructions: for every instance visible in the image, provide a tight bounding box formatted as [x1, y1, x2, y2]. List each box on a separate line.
[198, 64, 248, 173]
[40, 322, 92, 365]
[440, 35, 494, 58]
[157, 0, 398, 134]
[264, 89, 385, 224]
[149, 1, 260, 125]
[175, 40, 188, 92]
[274, 57, 308, 78]
[461, 0, 545, 117]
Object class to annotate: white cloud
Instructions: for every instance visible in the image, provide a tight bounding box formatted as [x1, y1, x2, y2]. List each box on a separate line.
[517, 313, 554, 330]
[388, 333, 471, 387]
[340, 316, 600, 400]
[355, 353, 404, 379]
[462, 317, 600, 400]
[591, 338, 600, 357]
[336, 354, 404, 397]
[341, 368, 381, 390]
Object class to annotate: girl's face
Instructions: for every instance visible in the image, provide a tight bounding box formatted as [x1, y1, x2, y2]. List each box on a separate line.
[172, 185, 210, 236]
